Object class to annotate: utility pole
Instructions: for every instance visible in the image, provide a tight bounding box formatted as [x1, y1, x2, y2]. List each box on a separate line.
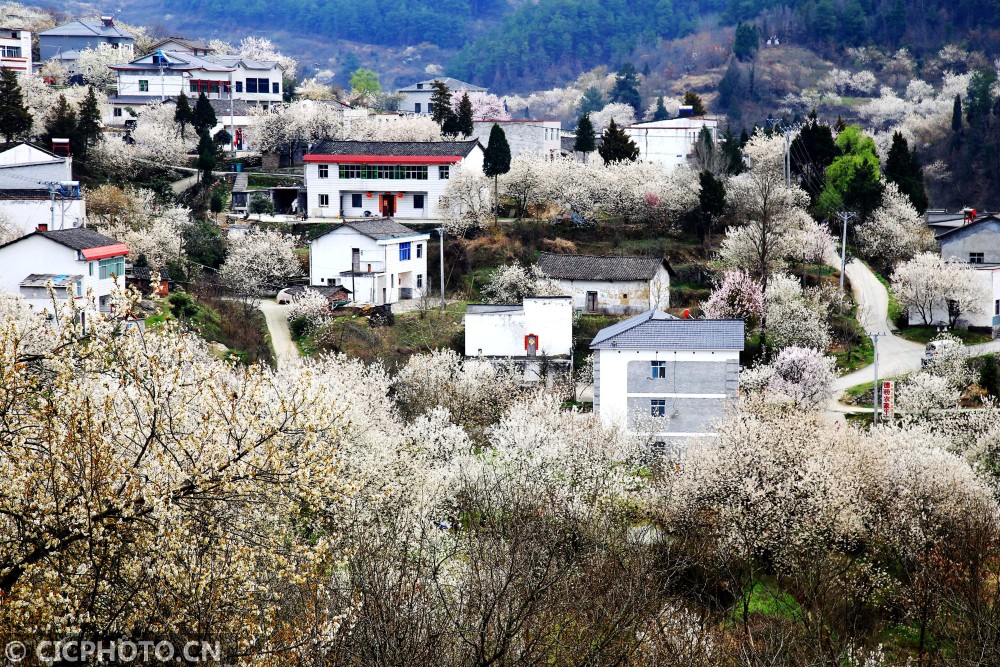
[437, 227, 445, 310]
[837, 211, 857, 298]
[784, 128, 791, 188]
[229, 69, 236, 157]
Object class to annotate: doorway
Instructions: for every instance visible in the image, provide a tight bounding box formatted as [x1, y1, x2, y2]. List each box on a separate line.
[379, 194, 396, 217]
[586, 291, 598, 312]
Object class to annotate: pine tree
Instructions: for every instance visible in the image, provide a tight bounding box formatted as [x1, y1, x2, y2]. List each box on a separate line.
[698, 170, 726, 251]
[483, 123, 511, 224]
[192, 93, 217, 136]
[952, 94, 963, 133]
[578, 86, 605, 116]
[652, 97, 669, 121]
[175, 92, 193, 139]
[682, 91, 707, 116]
[721, 126, 744, 175]
[597, 119, 639, 164]
[44, 94, 78, 149]
[429, 81, 453, 127]
[0, 67, 32, 143]
[574, 113, 596, 154]
[76, 87, 102, 158]
[790, 117, 839, 205]
[456, 92, 474, 137]
[610, 62, 642, 115]
[196, 130, 217, 185]
[884, 131, 927, 212]
[732, 22, 759, 62]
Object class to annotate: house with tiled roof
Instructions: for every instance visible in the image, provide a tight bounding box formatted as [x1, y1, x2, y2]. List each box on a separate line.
[537, 252, 674, 313]
[308, 218, 430, 305]
[39, 17, 134, 64]
[396, 77, 486, 115]
[0, 227, 128, 312]
[590, 311, 744, 441]
[148, 36, 215, 56]
[303, 139, 484, 220]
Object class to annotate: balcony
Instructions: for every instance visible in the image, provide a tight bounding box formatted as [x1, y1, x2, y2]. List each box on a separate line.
[342, 261, 385, 275]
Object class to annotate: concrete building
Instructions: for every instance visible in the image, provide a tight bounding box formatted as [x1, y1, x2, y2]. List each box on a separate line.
[303, 139, 483, 220]
[39, 17, 133, 63]
[396, 77, 485, 115]
[591, 311, 744, 441]
[623, 116, 720, 170]
[0, 227, 128, 313]
[0, 27, 32, 76]
[470, 120, 562, 159]
[309, 219, 430, 305]
[537, 253, 673, 313]
[147, 37, 215, 56]
[0, 143, 83, 235]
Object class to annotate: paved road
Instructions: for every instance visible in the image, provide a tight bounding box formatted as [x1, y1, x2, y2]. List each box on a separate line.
[258, 300, 300, 369]
[171, 174, 200, 195]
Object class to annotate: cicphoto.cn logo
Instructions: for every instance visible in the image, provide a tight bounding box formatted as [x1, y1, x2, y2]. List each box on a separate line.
[4, 640, 223, 664]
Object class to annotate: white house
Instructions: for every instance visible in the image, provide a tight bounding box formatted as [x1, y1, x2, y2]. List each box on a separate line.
[0, 143, 84, 235]
[470, 120, 562, 159]
[396, 77, 485, 115]
[0, 227, 128, 313]
[303, 139, 484, 220]
[537, 253, 673, 313]
[109, 51, 283, 104]
[591, 311, 744, 441]
[623, 116, 720, 170]
[309, 219, 430, 305]
[0, 27, 31, 76]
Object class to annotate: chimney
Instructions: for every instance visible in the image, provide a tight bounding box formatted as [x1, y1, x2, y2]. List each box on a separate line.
[37, 223, 48, 232]
[101, 15, 114, 28]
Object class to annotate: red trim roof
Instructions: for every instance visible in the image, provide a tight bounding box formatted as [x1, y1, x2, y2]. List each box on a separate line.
[81, 244, 129, 260]
[303, 155, 464, 164]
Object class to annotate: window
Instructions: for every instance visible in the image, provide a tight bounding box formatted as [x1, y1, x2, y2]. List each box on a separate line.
[417, 274, 423, 288]
[391, 274, 395, 287]
[98, 257, 125, 280]
[138, 79, 148, 92]
[113, 107, 122, 117]
[622, 293, 628, 299]
[318, 194, 330, 207]
[651, 399, 666, 417]
[970, 252, 985, 264]
[0, 46, 22, 58]
[318, 164, 329, 178]
[338, 164, 428, 180]
[427, 102, 434, 114]
[235, 81, 243, 93]
[996, 299, 1000, 316]
[351, 193, 362, 208]
[272, 82, 279, 94]
[651, 360, 666, 379]
[247, 78, 268, 93]
[416, 244, 423, 258]
[399, 242, 411, 261]
[414, 102, 421, 113]
[89, 262, 93, 276]
[439, 165, 450, 179]
[413, 194, 425, 209]
[189, 81, 198, 93]
[416, 83, 424, 90]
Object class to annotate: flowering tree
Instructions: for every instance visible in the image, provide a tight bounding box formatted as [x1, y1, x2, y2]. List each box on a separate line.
[251, 101, 344, 159]
[440, 165, 493, 236]
[500, 153, 550, 218]
[856, 182, 936, 267]
[287, 288, 333, 331]
[891, 253, 989, 326]
[765, 273, 831, 350]
[765, 346, 836, 409]
[347, 114, 443, 142]
[238, 35, 297, 77]
[701, 269, 765, 327]
[297, 78, 335, 100]
[220, 229, 299, 309]
[76, 43, 132, 88]
[896, 371, 958, 418]
[0, 211, 23, 245]
[89, 102, 192, 180]
[482, 264, 566, 304]
[450, 91, 511, 121]
[591, 102, 637, 132]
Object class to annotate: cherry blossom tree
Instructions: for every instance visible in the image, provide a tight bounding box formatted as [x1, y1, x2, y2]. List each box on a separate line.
[297, 78, 335, 100]
[251, 100, 344, 159]
[500, 153, 549, 218]
[482, 264, 566, 304]
[764, 346, 836, 409]
[590, 102, 637, 132]
[76, 43, 132, 88]
[238, 35, 297, 77]
[764, 273, 831, 351]
[701, 269, 765, 326]
[220, 228, 299, 309]
[286, 287, 333, 331]
[856, 181, 936, 267]
[450, 91, 511, 121]
[440, 165, 492, 236]
[0, 211, 22, 245]
[892, 253, 989, 326]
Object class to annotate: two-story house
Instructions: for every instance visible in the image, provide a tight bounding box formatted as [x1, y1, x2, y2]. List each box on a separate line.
[396, 77, 485, 115]
[0, 27, 31, 76]
[309, 219, 430, 305]
[38, 17, 133, 66]
[470, 120, 563, 160]
[303, 140, 484, 220]
[591, 311, 744, 442]
[537, 253, 673, 313]
[0, 142, 83, 234]
[0, 227, 128, 313]
[922, 215, 1000, 333]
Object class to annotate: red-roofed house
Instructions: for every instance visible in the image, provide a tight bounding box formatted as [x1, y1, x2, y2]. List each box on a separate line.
[0, 227, 128, 312]
[303, 139, 483, 220]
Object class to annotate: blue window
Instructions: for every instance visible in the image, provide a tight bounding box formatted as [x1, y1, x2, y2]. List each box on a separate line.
[651, 360, 666, 379]
[399, 242, 411, 261]
[413, 194, 425, 209]
[651, 399, 666, 417]
[351, 193, 362, 208]
[98, 256, 125, 280]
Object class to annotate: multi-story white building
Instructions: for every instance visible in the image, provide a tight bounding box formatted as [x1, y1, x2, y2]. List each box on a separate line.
[303, 140, 483, 220]
[470, 119, 562, 160]
[309, 219, 430, 305]
[0, 27, 31, 76]
[0, 142, 83, 235]
[0, 227, 128, 313]
[396, 77, 485, 115]
[623, 116, 720, 170]
[591, 311, 744, 441]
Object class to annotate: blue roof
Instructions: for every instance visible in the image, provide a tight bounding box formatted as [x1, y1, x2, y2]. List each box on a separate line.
[590, 310, 745, 350]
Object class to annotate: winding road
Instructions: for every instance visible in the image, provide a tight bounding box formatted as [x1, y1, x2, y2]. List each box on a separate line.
[258, 300, 300, 369]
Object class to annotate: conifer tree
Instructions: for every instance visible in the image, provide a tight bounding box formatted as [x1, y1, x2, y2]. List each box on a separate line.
[574, 113, 596, 154]
[597, 119, 639, 164]
[456, 92, 474, 137]
[0, 67, 32, 143]
[732, 22, 759, 62]
[197, 130, 217, 185]
[610, 62, 642, 115]
[885, 131, 928, 213]
[44, 94, 78, 149]
[652, 96, 670, 121]
[174, 91, 193, 139]
[952, 94, 963, 133]
[682, 91, 707, 116]
[578, 86, 604, 116]
[429, 81, 453, 127]
[483, 123, 511, 223]
[76, 87, 102, 158]
[192, 93, 217, 136]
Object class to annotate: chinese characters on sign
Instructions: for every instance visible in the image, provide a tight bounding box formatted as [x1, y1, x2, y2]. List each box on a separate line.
[881, 380, 894, 420]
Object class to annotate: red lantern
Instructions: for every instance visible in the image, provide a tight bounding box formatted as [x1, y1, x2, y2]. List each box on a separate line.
[397, 192, 404, 198]
[366, 192, 372, 198]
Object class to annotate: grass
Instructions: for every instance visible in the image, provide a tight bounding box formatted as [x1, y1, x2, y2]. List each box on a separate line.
[871, 270, 905, 328]
[894, 325, 993, 345]
[148, 293, 273, 365]
[731, 580, 802, 622]
[832, 335, 875, 372]
[841, 380, 877, 408]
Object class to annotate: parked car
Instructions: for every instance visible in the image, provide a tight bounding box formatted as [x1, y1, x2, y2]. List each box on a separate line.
[551, 210, 590, 227]
[921, 338, 961, 367]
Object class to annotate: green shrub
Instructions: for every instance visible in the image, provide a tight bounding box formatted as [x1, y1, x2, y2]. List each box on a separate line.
[168, 292, 197, 318]
[210, 190, 224, 213]
[980, 354, 999, 397]
[289, 315, 312, 340]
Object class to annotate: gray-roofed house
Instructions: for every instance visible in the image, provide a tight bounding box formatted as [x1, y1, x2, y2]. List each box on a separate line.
[537, 252, 674, 313]
[590, 311, 744, 441]
[303, 139, 484, 220]
[39, 16, 134, 63]
[308, 218, 431, 305]
[396, 77, 486, 115]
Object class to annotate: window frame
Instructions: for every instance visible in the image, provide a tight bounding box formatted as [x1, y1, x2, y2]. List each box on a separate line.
[98, 256, 125, 280]
[417, 274, 423, 288]
[318, 193, 330, 207]
[351, 193, 363, 208]
[650, 399, 666, 417]
[416, 244, 423, 259]
[650, 360, 666, 379]
[439, 165, 450, 180]
[318, 164, 329, 179]
[138, 79, 149, 92]
[970, 252, 985, 264]
[413, 194, 425, 209]
[399, 242, 411, 261]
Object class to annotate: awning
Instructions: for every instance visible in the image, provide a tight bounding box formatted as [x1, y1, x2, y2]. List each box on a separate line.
[81, 244, 129, 260]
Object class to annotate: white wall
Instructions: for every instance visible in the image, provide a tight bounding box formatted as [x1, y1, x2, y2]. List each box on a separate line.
[0, 198, 85, 234]
[470, 120, 562, 159]
[906, 267, 1000, 330]
[115, 65, 282, 102]
[0, 29, 32, 76]
[464, 297, 572, 357]
[551, 268, 670, 313]
[623, 118, 719, 170]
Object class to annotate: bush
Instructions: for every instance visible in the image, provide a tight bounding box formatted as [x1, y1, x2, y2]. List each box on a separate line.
[168, 292, 198, 318]
[980, 354, 999, 397]
[210, 190, 224, 213]
[288, 315, 312, 340]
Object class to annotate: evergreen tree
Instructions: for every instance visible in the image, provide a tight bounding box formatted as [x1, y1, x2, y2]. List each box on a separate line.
[884, 0, 907, 45]
[610, 62, 642, 115]
[429, 81, 453, 127]
[192, 93, 217, 136]
[739, 127, 750, 146]
[884, 131, 928, 213]
[652, 96, 669, 121]
[841, 159, 884, 221]
[578, 86, 605, 116]
[966, 68, 997, 125]
[597, 119, 640, 164]
[838, 0, 866, 45]
[483, 123, 511, 223]
[732, 21, 759, 62]
[44, 95, 78, 149]
[682, 91, 707, 116]
[698, 170, 726, 250]
[196, 130, 217, 184]
[456, 92, 474, 137]
[76, 87, 102, 158]
[717, 60, 745, 117]
[721, 126, 744, 174]
[790, 117, 839, 205]
[574, 113, 596, 154]
[174, 92, 193, 139]
[0, 67, 32, 143]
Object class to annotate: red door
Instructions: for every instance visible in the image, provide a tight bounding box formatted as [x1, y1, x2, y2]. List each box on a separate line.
[380, 194, 395, 218]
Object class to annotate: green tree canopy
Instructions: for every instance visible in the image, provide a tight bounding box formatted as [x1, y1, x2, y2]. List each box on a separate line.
[456, 92, 474, 137]
[652, 96, 669, 121]
[43, 95, 78, 150]
[597, 119, 640, 164]
[174, 92, 193, 139]
[574, 113, 596, 153]
[884, 131, 928, 213]
[790, 117, 839, 206]
[483, 123, 512, 178]
[0, 67, 32, 143]
[430, 81, 455, 129]
[578, 86, 605, 116]
[76, 87, 102, 158]
[349, 68, 382, 95]
[192, 93, 217, 136]
[819, 125, 881, 216]
[683, 91, 707, 116]
[610, 62, 642, 115]
[732, 21, 759, 61]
